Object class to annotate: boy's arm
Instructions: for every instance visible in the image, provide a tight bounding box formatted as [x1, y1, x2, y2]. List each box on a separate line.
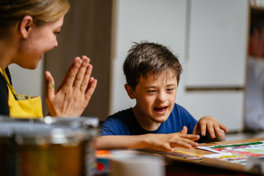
[96, 128, 200, 152]
[193, 116, 228, 142]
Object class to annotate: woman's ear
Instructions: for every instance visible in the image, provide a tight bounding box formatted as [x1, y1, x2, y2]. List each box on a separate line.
[124, 84, 135, 99]
[18, 15, 34, 39]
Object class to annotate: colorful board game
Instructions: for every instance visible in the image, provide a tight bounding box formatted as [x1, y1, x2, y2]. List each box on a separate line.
[199, 141, 264, 165]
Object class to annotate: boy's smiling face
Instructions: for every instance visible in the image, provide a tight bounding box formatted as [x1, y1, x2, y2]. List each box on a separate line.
[126, 69, 178, 131]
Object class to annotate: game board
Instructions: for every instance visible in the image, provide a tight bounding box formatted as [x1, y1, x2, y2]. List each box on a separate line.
[199, 141, 264, 165]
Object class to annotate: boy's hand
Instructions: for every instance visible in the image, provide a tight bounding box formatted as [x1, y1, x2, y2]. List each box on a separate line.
[144, 126, 200, 152]
[193, 116, 228, 139]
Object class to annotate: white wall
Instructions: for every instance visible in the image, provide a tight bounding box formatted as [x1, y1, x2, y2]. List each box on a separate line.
[110, 0, 188, 114]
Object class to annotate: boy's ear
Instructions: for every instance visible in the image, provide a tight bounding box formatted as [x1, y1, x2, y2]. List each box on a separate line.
[18, 15, 34, 39]
[124, 84, 135, 99]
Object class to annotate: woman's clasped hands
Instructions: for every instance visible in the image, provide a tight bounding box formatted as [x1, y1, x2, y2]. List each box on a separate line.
[45, 55, 97, 117]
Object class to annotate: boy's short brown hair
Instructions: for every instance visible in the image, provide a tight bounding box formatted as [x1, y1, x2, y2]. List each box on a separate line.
[123, 41, 182, 89]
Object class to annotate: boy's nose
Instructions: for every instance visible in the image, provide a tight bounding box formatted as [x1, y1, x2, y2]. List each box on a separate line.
[156, 92, 166, 102]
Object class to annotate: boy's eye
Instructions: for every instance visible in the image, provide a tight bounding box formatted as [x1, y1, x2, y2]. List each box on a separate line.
[167, 88, 176, 92]
[147, 90, 156, 93]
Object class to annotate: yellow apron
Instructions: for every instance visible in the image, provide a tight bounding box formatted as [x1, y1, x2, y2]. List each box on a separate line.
[0, 68, 43, 119]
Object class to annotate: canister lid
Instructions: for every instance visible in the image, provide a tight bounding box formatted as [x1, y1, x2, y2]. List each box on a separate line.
[0, 116, 98, 145]
[43, 116, 99, 129]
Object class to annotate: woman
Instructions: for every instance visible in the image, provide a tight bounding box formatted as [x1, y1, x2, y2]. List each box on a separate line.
[0, 0, 97, 118]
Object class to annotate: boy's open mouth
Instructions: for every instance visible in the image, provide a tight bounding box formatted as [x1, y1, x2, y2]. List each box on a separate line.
[154, 106, 168, 112]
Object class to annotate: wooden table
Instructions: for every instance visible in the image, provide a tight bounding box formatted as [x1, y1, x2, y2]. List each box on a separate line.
[165, 137, 264, 176]
[96, 138, 264, 176]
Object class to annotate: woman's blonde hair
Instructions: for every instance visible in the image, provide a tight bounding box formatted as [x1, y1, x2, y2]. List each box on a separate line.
[0, 0, 70, 31]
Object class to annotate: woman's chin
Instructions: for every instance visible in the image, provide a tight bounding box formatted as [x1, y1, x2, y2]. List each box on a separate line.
[25, 63, 39, 70]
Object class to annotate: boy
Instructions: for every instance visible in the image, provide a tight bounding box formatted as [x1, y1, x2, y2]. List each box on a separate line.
[97, 42, 228, 152]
